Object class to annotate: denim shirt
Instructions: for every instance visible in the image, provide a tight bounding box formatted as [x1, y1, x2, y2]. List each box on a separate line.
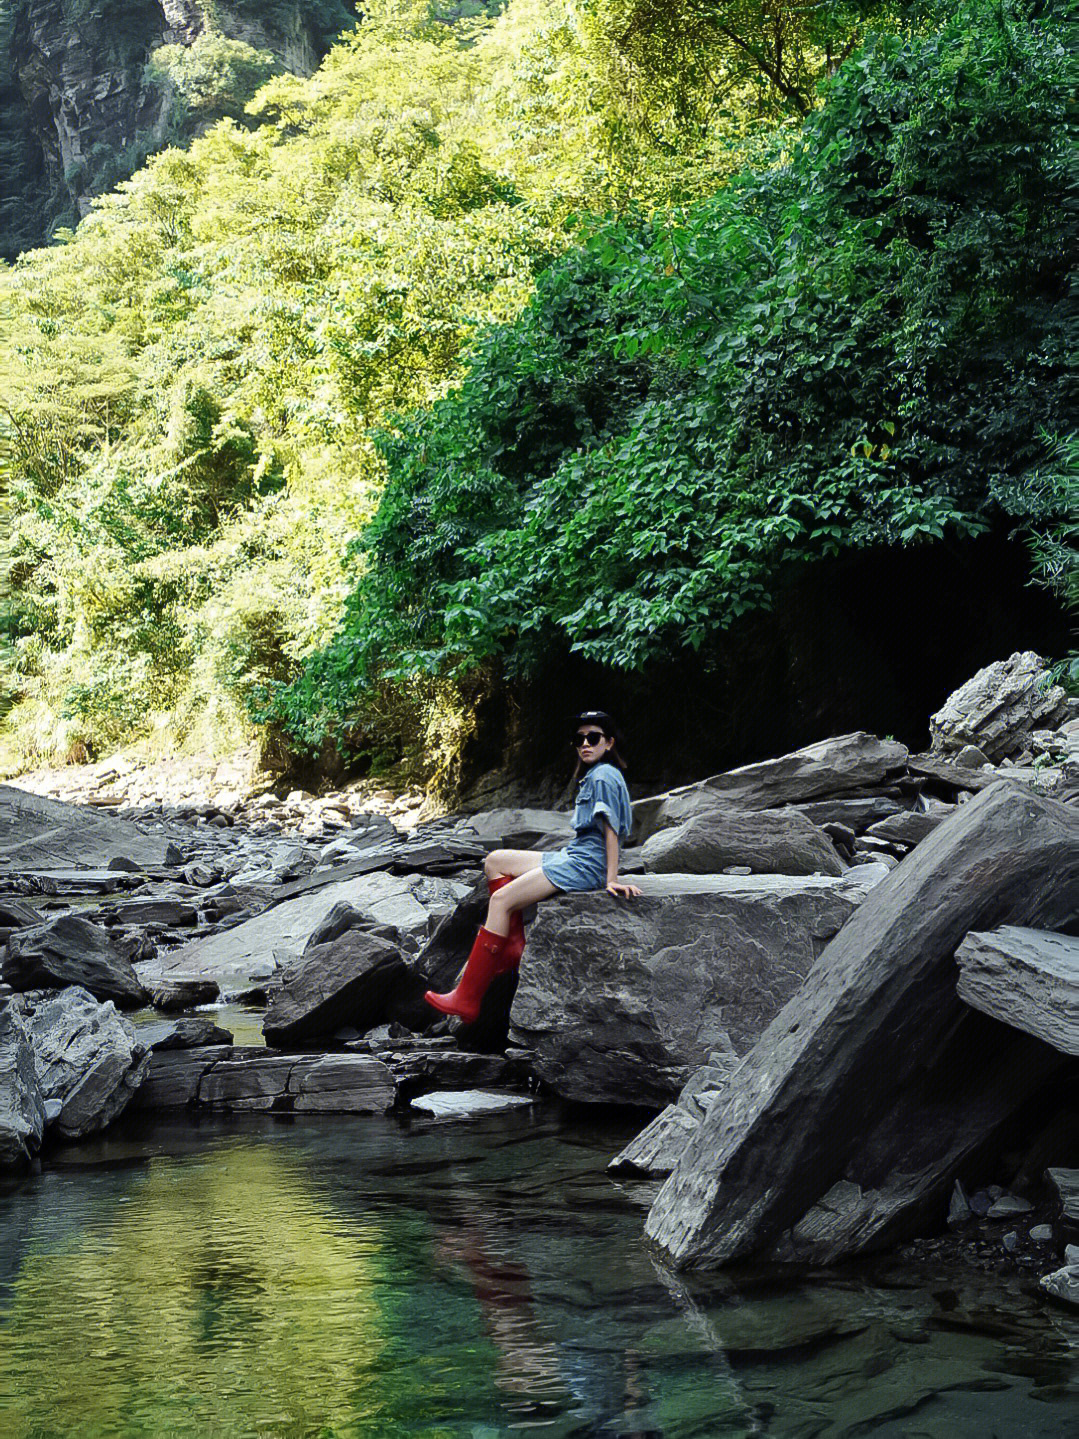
[571, 762, 633, 842]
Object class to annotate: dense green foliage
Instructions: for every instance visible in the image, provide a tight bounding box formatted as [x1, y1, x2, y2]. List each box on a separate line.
[265, 0, 1074, 756]
[1, 0, 789, 772]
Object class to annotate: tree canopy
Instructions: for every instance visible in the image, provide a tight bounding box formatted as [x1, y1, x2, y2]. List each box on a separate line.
[261, 0, 1074, 759]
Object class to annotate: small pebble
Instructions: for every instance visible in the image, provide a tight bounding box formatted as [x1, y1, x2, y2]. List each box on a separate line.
[1030, 1225, 1054, 1243]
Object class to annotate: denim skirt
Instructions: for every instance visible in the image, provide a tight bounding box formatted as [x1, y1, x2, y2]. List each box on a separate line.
[541, 834, 608, 892]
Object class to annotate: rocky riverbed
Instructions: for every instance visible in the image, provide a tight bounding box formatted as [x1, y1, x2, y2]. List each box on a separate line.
[1, 650, 1077, 1312]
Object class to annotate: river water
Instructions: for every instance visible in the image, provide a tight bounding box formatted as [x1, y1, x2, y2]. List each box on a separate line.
[0, 1107, 1076, 1437]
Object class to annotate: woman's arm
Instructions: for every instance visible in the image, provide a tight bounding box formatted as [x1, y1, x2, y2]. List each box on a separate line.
[603, 820, 642, 899]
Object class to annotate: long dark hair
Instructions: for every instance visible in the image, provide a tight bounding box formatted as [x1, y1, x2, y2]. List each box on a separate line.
[570, 711, 627, 780]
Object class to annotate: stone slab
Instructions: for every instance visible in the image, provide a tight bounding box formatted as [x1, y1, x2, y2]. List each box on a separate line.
[645, 782, 1079, 1267]
[956, 927, 1079, 1055]
[410, 1090, 534, 1121]
[791, 797, 903, 832]
[288, 1055, 395, 1113]
[0, 784, 170, 870]
[198, 1052, 298, 1111]
[129, 1046, 234, 1108]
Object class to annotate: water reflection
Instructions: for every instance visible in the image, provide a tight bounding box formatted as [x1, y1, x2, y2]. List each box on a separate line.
[0, 1111, 1075, 1438]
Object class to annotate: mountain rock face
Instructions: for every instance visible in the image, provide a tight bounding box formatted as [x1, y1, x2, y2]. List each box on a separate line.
[2, 0, 355, 256]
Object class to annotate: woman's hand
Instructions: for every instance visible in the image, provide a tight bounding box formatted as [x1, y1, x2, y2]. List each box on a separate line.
[606, 879, 642, 899]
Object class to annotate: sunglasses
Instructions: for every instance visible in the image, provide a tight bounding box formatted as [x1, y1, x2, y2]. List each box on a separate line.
[574, 731, 606, 748]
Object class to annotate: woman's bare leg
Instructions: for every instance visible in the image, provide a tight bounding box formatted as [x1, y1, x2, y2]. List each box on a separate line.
[484, 849, 545, 882]
[485, 866, 558, 937]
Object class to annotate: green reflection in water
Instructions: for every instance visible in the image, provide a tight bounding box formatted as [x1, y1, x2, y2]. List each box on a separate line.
[1, 1115, 1077, 1439]
[0, 1139, 501, 1438]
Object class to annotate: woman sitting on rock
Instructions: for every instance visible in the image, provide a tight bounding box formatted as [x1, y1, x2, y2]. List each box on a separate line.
[425, 711, 642, 1022]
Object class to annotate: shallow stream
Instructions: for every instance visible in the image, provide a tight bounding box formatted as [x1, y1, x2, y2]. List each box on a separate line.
[1, 1108, 1076, 1437]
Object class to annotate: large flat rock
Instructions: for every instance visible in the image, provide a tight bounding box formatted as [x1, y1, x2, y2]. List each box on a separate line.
[509, 872, 875, 1107]
[0, 783, 170, 870]
[139, 871, 438, 991]
[645, 782, 1079, 1268]
[634, 734, 908, 840]
[956, 927, 1079, 1055]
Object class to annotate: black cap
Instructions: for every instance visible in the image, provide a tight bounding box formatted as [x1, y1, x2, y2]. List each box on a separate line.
[569, 711, 617, 736]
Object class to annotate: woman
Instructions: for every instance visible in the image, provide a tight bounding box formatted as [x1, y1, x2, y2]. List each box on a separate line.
[424, 711, 642, 1022]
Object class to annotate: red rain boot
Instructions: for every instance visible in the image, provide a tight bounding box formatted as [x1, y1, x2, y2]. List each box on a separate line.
[488, 874, 526, 971]
[424, 926, 508, 1023]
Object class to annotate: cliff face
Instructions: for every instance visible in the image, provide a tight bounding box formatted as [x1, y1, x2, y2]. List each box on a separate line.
[1, 0, 355, 257]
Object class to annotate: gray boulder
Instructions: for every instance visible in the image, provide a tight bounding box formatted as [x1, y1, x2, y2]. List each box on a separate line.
[3, 914, 148, 1008]
[510, 872, 869, 1107]
[263, 930, 407, 1048]
[641, 806, 844, 877]
[455, 808, 572, 850]
[1047, 1167, 1079, 1247]
[150, 978, 220, 1011]
[956, 927, 1079, 1055]
[0, 1004, 46, 1169]
[864, 805, 954, 848]
[645, 782, 1079, 1268]
[1040, 1266, 1079, 1308]
[8, 987, 148, 1139]
[930, 651, 1070, 761]
[634, 734, 908, 841]
[196, 1049, 395, 1113]
[135, 1017, 235, 1051]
